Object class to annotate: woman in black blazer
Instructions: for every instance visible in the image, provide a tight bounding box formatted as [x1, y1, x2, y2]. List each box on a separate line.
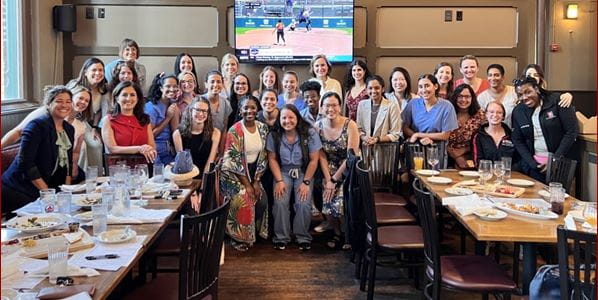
[2, 86, 76, 212]
[511, 76, 578, 182]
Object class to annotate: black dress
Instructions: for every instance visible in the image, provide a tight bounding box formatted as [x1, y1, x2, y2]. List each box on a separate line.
[181, 132, 213, 178]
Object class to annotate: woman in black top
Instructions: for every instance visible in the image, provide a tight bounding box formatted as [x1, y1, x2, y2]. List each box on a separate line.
[172, 97, 221, 210]
[472, 101, 517, 166]
[511, 76, 578, 182]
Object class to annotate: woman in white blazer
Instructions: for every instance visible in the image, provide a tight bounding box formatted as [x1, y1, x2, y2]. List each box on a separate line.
[356, 75, 402, 145]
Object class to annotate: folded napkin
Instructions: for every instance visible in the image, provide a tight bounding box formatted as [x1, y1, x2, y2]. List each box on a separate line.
[60, 183, 86, 193]
[38, 284, 95, 300]
[564, 215, 577, 230]
[107, 207, 174, 224]
[27, 264, 100, 278]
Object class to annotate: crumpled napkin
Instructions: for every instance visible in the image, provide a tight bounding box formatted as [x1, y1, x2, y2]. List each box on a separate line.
[27, 264, 100, 278]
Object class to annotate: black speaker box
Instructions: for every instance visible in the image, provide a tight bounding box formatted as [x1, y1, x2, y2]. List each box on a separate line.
[53, 5, 76, 33]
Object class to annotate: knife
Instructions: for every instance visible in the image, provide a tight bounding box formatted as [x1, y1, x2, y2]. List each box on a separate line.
[85, 254, 119, 260]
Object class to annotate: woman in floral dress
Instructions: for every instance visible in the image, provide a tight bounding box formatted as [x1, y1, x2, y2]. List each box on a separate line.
[315, 91, 360, 249]
[220, 95, 270, 251]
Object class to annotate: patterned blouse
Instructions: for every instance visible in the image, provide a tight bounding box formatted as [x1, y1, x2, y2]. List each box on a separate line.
[448, 109, 486, 149]
[344, 87, 368, 121]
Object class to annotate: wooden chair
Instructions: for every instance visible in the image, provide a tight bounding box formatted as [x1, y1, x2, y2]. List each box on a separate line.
[546, 156, 577, 193]
[104, 153, 152, 176]
[362, 141, 408, 207]
[1, 144, 20, 173]
[127, 200, 230, 300]
[413, 178, 517, 300]
[557, 225, 596, 300]
[356, 158, 424, 300]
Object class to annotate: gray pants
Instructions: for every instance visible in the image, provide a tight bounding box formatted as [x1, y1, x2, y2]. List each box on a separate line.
[272, 168, 313, 244]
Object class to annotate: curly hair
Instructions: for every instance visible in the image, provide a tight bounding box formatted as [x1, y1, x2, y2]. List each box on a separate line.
[178, 96, 214, 142]
[450, 84, 481, 116]
[108, 60, 139, 91]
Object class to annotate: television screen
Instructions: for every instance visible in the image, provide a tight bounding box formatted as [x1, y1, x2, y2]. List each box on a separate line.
[234, 0, 354, 64]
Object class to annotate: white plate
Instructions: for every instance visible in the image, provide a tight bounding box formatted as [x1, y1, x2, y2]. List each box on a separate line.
[72, 193, 102, 208]
[1, 288, 18, 300]
[458, 179, 479, 186]
[459, 171, 480, 177]
[567, 210, 586, 223]
[507, 179, 535, 187]
[427, 176, 453, 184]
[97, 228, 137, 244]
[416, 169, 440, 176]
[444, 187, 474, 196]
[473, 208, 508, 221]
[4, 214, 67, 233]
[73, 211, 93, 222]
[537, 189, 570, 199]
[494, 202, 558, 220]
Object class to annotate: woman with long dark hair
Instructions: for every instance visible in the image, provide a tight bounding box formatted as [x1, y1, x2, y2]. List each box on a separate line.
[267, 104, 322, 251]
[102, 81, 156, 163]
[385, 67, 416, 112]
[145, 73, 180, 164]
[344, 59, 371, 121]
[447, 84, 485, 169]
[434, 62, 455, 99]
[67, 57, 110, 127]
[174, 53, 201, 94]
[227, 73, 252, 128]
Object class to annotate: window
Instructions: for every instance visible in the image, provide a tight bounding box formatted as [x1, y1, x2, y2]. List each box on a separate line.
[2, 0, 24, 102]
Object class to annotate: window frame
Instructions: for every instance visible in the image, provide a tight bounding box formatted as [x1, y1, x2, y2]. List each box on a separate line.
[2, 0, 32, 108]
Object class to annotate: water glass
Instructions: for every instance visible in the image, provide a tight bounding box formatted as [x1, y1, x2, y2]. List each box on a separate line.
[493, 161, 505, 184]
[135, 164, 149, 184]
[56, 192, 72, 215]
[86, 166, 98, 193]
[101, 186, 115, 211]
[478, 160, 493, 186]
[153, 163, 164, 183]
[111, 184, 131, 217]
[501, 157, 512, 180]
[39, 188, 57, 213]
[549, 182, 565, 215]
[48, 237, 69, 284]
[426, 145, 439, 170]
[92, 204, 108, 236]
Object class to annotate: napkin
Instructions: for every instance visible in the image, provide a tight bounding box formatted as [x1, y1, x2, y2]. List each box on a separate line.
[26, 263, 100, 278]
[564, 215, 577, 230]
[37, 284, 95, 300]
[60, 183, 86, 193]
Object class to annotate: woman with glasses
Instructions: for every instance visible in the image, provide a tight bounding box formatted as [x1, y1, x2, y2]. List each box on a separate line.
[175, 71, 198, 113]
[473, 101, 517, 166]
[447, 84, 485, 169]
[511, 76, 578, 182]
[172, 97, 220, 178]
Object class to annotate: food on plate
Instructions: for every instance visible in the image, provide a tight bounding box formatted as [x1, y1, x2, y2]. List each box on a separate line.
[474, 207, 498, 217]
[78, 195, 102, 205]
[495, 186, 518, 195]
[11, 217, 60, 229]
[503, 203, 540, 214]
[0, 228, 77, 248]
[22, 239, 37, 247]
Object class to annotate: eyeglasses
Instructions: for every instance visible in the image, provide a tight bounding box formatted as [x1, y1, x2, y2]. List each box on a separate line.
[192, 108, 209, 114]
[323, 103, 340, 109]
[457, 95, 472, 99]
[486, 110, 504, 115]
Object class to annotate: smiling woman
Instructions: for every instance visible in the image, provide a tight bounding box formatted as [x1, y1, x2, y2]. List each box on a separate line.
[2, 86, 76, 212]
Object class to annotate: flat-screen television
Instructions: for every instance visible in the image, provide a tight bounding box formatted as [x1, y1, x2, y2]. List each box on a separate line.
[234, 0, 354, 64]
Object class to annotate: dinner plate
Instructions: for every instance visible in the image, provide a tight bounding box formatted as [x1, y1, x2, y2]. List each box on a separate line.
[459, 171, 480, 177]
[73, 211, 93, 222]
[427, 176, 453, 184]
[494, 202, 558, 220]
[444, 187, 474, 196]
[458, 179, 478, 186]
[567, 210, 586, 223]
[72, 193, 102, 208]
[473, 208, 507, 221]
[4, 214, 67, 233]
[507, 179, 535, 187]
[537, 189, 570, 199]
[97, 228, 137, 244]
[416, 169, 440, 176]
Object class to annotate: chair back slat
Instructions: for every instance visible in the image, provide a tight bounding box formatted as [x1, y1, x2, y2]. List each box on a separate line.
[104, 153, 152, 176]
[179, 200, 230, 300]
[413, 178, 440, 283]
[200, 163, 219, 213]
[355, 158, 378, 246]
[546, 156, 577, 193]
[361, 142, 400, 191]
[404, 141, 449, 171]
[344, 150, 367, 253]
[557, 226, 596, 300]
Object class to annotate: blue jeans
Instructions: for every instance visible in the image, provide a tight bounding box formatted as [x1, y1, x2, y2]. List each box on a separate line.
[272, 167, 313, 244]
[155, 140, 174, 165]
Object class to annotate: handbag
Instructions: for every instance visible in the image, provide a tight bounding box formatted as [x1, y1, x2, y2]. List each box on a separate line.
[529, 264, 562, 300]
[172, 149, 194, 174]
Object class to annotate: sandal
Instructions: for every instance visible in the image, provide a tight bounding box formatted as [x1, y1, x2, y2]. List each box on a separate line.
[342, 243, 352, 251]
[326, 234, 343, 249]
[232, 241, 249, 252]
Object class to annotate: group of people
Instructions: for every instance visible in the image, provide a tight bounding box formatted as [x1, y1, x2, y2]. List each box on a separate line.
[1, 38, 579, 253]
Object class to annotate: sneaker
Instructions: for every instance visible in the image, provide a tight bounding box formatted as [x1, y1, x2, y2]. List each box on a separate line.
[274, 242, 286, 250]
[314, 221, 332, 233]
[298, 242, 311, 251]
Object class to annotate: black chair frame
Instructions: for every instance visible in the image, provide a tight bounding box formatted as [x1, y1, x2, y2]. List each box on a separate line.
[557, 225, 596, 300]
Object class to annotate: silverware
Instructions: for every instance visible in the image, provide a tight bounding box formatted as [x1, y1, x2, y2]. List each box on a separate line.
[85, 254, 119, 260]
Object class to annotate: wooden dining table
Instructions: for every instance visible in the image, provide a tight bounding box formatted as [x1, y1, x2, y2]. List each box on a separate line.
[1, 180, 200, 300]
[413, 169, 583, 295]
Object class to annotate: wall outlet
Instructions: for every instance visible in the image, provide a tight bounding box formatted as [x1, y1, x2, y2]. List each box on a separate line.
[98, 8, 105, 18]
[444, 10, 452, 22]
[85, 7, 94, 19]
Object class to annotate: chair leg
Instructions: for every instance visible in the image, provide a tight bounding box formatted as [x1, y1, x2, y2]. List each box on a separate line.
[481, 292, 489, 300]
[360, 249, 369, 291]
[460, 225, 467, 254]
[503, 292, 511, 300]
[367, 249, 377, 300]
[512, 242, 520, 286]
[151, 254, 157, 279]
[354, 252, 362, 279]
[494, 242, 501, 263]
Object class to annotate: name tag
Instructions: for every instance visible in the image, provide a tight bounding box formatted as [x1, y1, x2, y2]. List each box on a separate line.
[502, 140, 514, 147]
[520, 124, 530, 129]
[545, 111, 557, 120]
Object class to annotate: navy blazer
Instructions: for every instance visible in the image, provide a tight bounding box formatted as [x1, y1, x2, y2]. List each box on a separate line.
[2, 112, 75, 199]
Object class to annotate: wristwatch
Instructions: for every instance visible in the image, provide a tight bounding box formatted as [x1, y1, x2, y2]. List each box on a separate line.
[303, 179, 311, 185]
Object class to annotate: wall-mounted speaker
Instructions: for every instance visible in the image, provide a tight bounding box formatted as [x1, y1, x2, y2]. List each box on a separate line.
[53, 5, 77, 33]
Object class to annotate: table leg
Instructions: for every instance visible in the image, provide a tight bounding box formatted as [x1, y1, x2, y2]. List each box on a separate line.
[474, 241, 486, 255]
[521, 243, 536, 295]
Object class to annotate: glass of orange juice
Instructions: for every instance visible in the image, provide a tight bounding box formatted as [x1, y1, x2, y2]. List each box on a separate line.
[413, 156, 424, 170]
[583, 203, 597, 229]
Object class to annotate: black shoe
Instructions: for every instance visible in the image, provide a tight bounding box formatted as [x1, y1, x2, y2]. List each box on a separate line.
[274, 242, 286, 250]
[298, 242, 311, 251]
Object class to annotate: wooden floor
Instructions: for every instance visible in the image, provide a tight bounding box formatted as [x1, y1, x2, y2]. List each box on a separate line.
[126, 222, 530, 300]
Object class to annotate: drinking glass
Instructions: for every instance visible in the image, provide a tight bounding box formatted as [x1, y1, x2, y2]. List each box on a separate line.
[501, 157, 512, 180]
[153, 163, 164, 183]
[56, 192, 72, 215]
[426, 146, 439, 171]
[101, 186, 115, 211]
[493, 161, 505, 184]
[85, 166, 98, 194]
[135, 164, 149, 184]
[111, 184, 131, 217]
[583, 203, 597, 229]
[549, 182, 565, 215]
[478, 160, 493, 186]
[39, 188, 57, 213]
[92, 204, 108, 236]
[128, 169, 143, 197]
[48, 237, 69, 284]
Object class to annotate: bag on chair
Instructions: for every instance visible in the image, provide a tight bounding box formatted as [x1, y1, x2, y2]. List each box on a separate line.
[172, 150, 194, 174]
[529, 265, 563, 300]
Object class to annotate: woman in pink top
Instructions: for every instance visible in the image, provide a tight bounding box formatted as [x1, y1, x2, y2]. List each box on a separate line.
[455, 55, 490, 95]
